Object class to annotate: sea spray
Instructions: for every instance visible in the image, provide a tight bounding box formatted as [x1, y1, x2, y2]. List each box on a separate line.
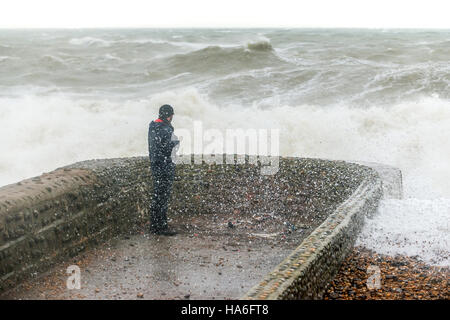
[1, 89, 450, 200]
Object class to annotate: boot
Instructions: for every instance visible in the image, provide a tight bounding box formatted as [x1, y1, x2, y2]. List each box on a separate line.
[151, 227, 178, 236]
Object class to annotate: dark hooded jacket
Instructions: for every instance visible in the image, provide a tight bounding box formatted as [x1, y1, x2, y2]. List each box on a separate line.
[148, 118, 179, 169]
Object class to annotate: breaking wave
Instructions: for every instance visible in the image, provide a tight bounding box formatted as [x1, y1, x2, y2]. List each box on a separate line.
[0, 56, 19, 63]
[158, 43, 282, 75]
[246, 39, 273, 51]
[1, 88, 449, 201]
[69, 37, 111, 46]
[357, 198, 450, 267]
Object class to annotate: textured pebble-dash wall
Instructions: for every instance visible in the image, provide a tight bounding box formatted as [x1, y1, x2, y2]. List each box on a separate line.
[0, 158, 151, 292]
[0, 155, 388, 295]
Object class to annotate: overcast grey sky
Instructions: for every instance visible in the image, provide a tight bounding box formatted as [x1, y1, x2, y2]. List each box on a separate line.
[0, 0, 449, 28]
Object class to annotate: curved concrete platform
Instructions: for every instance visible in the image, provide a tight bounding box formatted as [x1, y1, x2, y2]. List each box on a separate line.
[0, 156, 402, 299]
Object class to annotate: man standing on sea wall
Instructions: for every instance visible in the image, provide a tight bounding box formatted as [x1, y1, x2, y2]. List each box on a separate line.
[148, 104, 179, 236]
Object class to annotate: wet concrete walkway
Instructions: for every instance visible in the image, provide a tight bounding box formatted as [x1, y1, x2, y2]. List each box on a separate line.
[1, 211, 321, 300]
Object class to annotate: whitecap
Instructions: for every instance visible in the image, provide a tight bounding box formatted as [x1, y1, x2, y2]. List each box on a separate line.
[69, 37, 111, 46]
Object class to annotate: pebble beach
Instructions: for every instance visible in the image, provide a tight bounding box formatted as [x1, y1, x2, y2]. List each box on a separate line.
[324, 247, 449, 300]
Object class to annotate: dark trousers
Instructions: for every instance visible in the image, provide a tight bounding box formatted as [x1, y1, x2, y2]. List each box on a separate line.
[150, 163, 175, 231]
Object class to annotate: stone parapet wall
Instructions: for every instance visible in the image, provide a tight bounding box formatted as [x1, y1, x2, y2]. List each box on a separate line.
[242, 158, 403, 300]
[0, 158, 151, 292]
[0, 155, 397, 296]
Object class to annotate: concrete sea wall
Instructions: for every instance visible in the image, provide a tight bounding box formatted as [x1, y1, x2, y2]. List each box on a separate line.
[0, 155, 401, 297]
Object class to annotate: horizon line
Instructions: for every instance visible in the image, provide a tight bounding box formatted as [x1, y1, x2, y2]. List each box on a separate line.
[0, 26, 449, 30]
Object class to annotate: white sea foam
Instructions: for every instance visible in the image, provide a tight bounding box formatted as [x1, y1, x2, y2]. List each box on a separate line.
[102, 53, 123, 61]
[357, 199, 450, 267]
[40, 54, 67, 65]
[1, 89, 449, 198]
[68, 36, 227, 51]
[0, 56, 19, 62]
[69, 37, 111, 46]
